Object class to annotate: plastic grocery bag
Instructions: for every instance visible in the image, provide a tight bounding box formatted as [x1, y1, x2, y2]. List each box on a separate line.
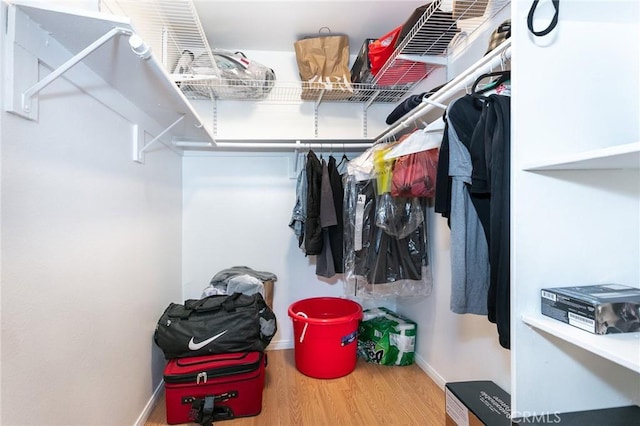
[391, 148, 439, 198]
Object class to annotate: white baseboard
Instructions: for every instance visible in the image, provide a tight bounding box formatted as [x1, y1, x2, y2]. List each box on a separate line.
[268, 338, 293, 351]
[414, 353, 446, 390]
[134, 380, 164, 426]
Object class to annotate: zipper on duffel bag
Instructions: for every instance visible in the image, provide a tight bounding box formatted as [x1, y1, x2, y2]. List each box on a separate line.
[164, 353, 263, 384]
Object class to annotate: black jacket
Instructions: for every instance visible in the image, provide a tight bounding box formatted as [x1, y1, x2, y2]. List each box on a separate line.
[327, 156, 345, 272]
[304, 150, 323, 255]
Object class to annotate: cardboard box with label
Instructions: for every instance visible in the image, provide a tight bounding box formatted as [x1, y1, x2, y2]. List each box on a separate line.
[445, 381, 511, 426]
[540, 283, 640, 334]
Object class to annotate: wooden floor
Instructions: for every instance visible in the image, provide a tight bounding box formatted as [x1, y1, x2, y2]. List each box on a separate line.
[145, 349, 445, 426]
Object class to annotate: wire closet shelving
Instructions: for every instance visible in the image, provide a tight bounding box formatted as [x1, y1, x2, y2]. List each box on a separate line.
[99, 0, 507, 105]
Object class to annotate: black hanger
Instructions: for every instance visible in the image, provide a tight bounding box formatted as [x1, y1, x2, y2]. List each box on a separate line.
[337, 153, 348, 168]
[471, 70, 511, 96]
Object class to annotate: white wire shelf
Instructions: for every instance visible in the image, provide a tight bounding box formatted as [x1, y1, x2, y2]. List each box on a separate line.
[99, 0, 216, 71]
[372, 0, 508, 87]
[99, 0, 509, 105]
[175, 79, 413, 104]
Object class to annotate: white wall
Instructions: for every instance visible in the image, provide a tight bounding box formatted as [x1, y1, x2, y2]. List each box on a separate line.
[0, 3, 4, 419]
[183, 153, 348, 349]
[0, 3, 182, 424]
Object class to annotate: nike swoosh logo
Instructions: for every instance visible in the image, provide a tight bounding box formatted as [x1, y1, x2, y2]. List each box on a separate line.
[188, 330, 228, 350]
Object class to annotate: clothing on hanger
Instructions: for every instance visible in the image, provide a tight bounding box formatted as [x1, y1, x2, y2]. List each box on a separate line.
[304, 150, 323, 255]
[385, 82, 448, 125]
[288, 157, 308, 251]
[434, 110, 453, 223]
[327, 155, 345, 274]
[473, 94, 511, 350]
[291, 152, 346, 277]
[348, 179, 423, 285]
[316, 158, 337, 278]
[390, 148, 439, 199]
[443, 96, 490, 316]
[337, 153, 349, 175]
[433, 91, 512, 349]
[384, 117, 445, 160]
[347, 142, 395, 181]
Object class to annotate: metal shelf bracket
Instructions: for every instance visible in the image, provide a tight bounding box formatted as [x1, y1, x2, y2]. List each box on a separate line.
[4, 6, 137, 122]
[21, 27, 134, 114]
[134, 115, 185, 163]
[313, 90, 327, 138]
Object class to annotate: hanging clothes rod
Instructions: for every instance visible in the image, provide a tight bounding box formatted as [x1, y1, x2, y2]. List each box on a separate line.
[215, 142, 373, 149]
[175, 140, 373, 150]
[375, 39, 511, 143]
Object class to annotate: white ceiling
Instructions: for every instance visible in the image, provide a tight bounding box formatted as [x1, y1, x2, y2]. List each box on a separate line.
[191, 0, 438, 55]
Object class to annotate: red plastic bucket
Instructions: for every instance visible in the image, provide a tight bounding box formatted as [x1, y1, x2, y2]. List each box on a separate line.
[288, 297, 363, 379]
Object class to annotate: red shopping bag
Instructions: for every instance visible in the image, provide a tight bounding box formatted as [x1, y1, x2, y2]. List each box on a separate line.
[368, 26, 428, 85]
[368, 26, 402, 76]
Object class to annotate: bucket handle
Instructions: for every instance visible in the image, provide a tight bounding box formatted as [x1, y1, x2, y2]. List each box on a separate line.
[294, 311, 309, 343]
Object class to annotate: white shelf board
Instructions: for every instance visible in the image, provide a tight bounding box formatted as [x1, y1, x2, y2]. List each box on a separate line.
[523, 142, 640, 171]
[10, 1, 214, 145]
[396, 54, 448, 66]
[522, 313, 640, 374]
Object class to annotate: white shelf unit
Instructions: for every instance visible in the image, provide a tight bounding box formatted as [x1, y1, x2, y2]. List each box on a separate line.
[511, 0, 640, 417]
[524, 141, 640, 171]
[520, 139, 640, 382]
[4, 1, 214, 162]
[521, 313, 640, 374]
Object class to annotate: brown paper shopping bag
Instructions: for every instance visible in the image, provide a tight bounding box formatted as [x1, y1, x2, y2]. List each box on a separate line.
[294, 31, 354, 101]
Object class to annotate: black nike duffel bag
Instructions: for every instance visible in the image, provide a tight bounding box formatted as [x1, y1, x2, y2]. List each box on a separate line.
[154, 292, 277, 359]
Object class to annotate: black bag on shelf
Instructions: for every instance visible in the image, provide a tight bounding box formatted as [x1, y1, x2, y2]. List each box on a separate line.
[351, 38, 376, 84]
[486, 19, 511, 54]
[154, 293, 277, 359]
[396, 3, 430, 47]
